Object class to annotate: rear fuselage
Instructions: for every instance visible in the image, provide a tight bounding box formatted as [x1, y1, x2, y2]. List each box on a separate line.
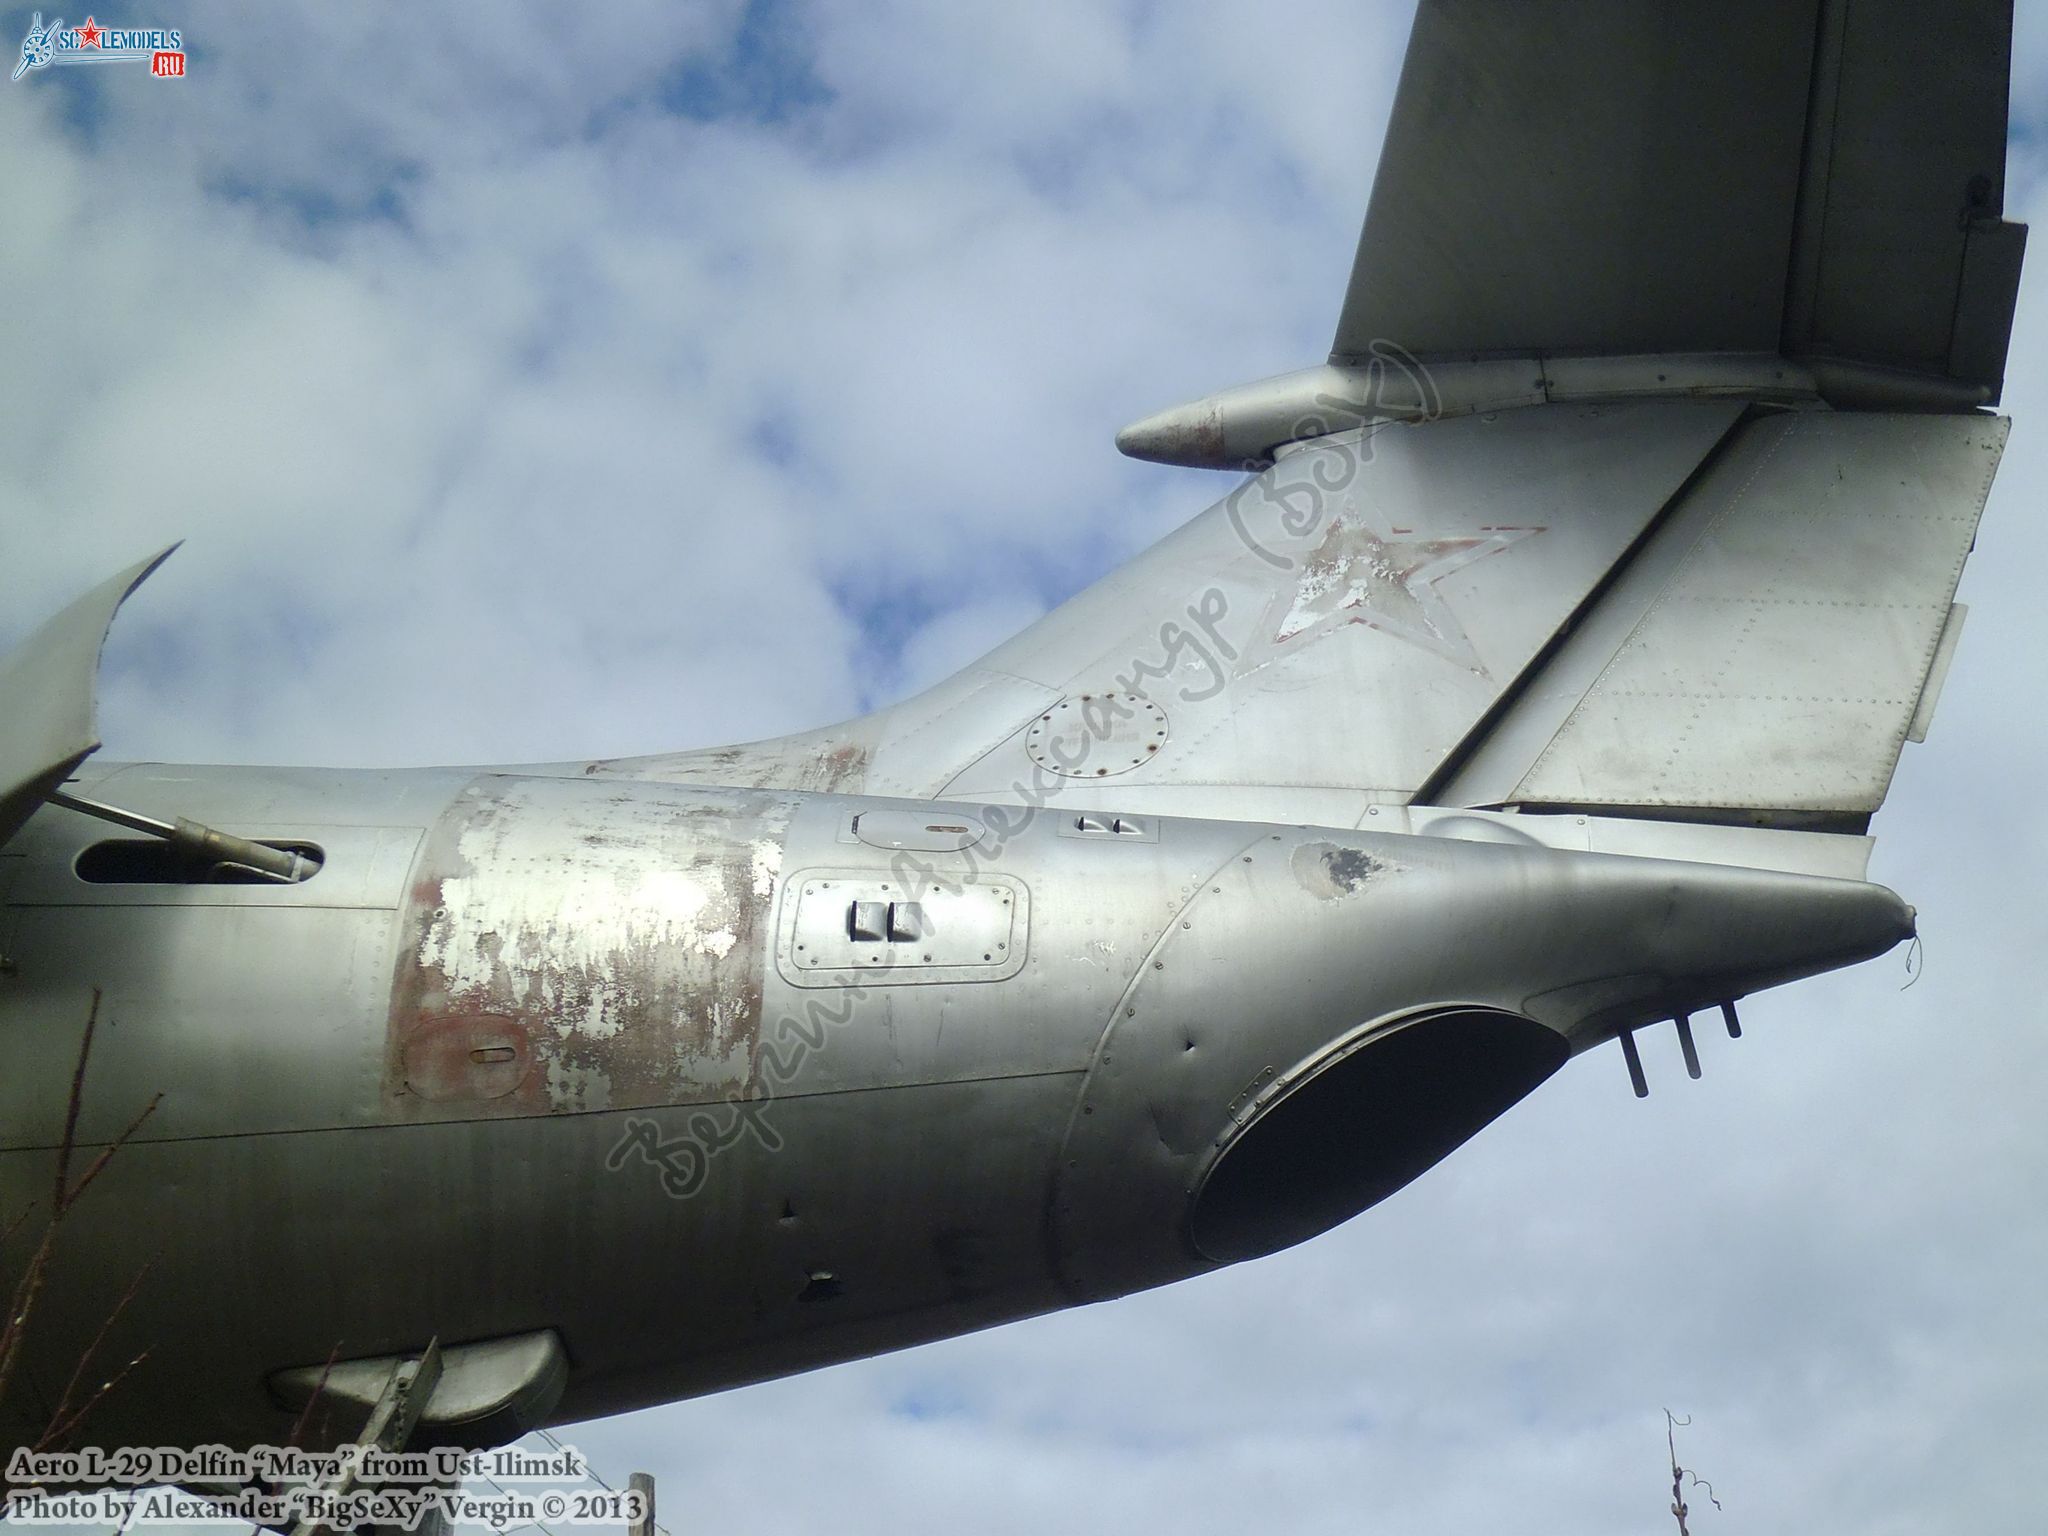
[0, 761, 1911, 1454]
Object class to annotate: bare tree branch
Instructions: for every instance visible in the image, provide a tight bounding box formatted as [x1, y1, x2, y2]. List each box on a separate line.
[0, 1228, 57, 1411]
[1668, 1409, 1691, 1536]
[1665, 1409, 1720, 1531]
[1, 995, 111, 1418]
[49, 990, 102, 1214]
[284, 1340, 345, 1453]
[38, 1347, 151, 1456]
[0, 1200, 38, 1252]
[58, 1091, 163, 1216]
[36, 1258, 157, 1451]
[0, 988, 162, 1497]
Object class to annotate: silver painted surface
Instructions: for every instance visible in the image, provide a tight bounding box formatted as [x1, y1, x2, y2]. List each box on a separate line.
[1380, 805, 1874, 883]
[270, 1331, 568, 1446]
[0, 546, 174, 850]
[1334, 0, 2021, 398]
[0, 0, 2022, 1478]
[1114, 351, 2003, 473]
[0, 763, 1912, 1457]
[589, 405, 2002, 842]
[1478, 413, 2005, 813]
[775, 869, 1024, 985]
[1337, 0, 1817, 361]
[1116, 353, 1816, 471]
[1908, 603, 1969, 745]
[605, 401, 1739, 827]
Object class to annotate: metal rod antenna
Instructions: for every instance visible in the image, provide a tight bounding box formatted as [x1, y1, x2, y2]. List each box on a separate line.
[1674, 1013, 1702, 1079]
[46, 789, 320, 882]
[45, 789, 176, 839]
[1619, 1028, 1649, 1098]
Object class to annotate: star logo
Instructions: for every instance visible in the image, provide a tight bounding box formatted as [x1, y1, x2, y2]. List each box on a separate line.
[1260, 516, 1541, 675]
[74, 15, 100, 46]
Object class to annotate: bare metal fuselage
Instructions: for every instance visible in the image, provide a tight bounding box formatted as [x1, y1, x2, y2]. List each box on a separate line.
[0, 759, 1910, 1454]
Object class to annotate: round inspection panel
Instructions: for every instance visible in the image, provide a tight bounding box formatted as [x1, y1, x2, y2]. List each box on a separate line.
[1025, 692, 1169, 779]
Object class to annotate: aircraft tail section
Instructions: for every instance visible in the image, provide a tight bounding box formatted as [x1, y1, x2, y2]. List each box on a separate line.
[616, 397, 2003, 875]
[611, 0, 2020, 877]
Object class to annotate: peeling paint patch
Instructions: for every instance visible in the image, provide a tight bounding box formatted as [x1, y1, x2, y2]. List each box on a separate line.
[386, 776, 797, 1121]
[749, 836, 782, 898]
[1292, 841, 1392, 900]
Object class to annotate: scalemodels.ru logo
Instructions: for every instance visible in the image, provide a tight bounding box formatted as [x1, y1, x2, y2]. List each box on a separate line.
[12, 12, 185, 81]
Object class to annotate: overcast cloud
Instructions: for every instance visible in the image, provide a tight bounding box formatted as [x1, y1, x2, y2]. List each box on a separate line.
[4, 2, 2047, 1532]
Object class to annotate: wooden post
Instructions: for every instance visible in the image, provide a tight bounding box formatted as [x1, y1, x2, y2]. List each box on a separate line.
[627, 1472, 655, 1536]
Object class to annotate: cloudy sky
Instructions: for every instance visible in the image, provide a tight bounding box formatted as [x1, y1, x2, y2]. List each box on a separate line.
[5, 3, 2047, 1532]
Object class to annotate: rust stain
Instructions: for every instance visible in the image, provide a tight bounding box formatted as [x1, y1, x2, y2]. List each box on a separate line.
[704, 737, 869, 794]
[809, 741, 869, 794]
[401, 1013, 534, 1101]
[385, 776, 796, 1121]
[589, 735, 871, 796]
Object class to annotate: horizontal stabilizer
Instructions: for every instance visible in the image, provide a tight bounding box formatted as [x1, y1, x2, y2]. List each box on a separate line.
[1429, 412, 2006, 822]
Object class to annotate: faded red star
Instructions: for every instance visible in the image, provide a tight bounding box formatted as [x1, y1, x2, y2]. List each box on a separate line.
[75, 16, 103, 46]
[1263, 516, 1542, 674]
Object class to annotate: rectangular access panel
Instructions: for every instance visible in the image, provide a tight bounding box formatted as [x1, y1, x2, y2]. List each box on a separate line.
[775, 869, 1027, 987]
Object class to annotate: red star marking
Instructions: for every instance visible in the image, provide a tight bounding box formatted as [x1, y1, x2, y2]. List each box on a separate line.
[1264, 516, 1543, 675]
[76, 16, 103, 46]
